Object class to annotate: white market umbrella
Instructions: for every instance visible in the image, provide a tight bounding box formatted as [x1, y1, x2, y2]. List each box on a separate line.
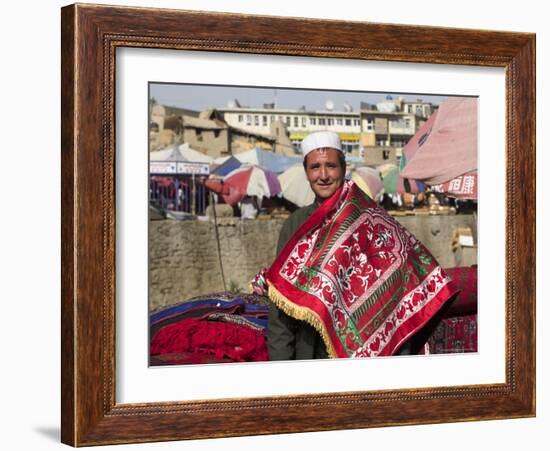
[149, 145, 187, 161]
[223, 165, 282, 200]
[150, 143, 213, 164]
[278, 164, 315, 207]
[350, 166, 385, 201]
[177, 143, 214, 164]
[233, 148, 301, 173]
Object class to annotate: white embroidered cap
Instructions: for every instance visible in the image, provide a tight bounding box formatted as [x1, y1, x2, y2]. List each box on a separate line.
[300, 131, 342, 158]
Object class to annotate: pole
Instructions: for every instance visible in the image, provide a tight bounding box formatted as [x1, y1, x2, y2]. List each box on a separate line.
[175, 177, 179, 211]
[210, 192, 227, 291]
[192, 173, 196, 215]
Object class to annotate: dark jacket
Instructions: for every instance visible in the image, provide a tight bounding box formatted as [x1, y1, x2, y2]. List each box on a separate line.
[267, 203, 329, 360]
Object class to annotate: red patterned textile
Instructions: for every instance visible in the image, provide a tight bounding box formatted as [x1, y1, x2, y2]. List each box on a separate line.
[441, 266, 477, 317]
[263, 181, 458, 358]
[150, 318, 268, 363]
[428, 314, 478, 353]
[426, 266, 477, 354]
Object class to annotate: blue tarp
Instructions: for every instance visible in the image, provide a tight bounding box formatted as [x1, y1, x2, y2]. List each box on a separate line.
[211, 156, 242, 176]
[236, 148, 301, 174]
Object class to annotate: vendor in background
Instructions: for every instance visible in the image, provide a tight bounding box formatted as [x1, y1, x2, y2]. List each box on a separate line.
[240, 195, 259, 219]
[403, 191, 427, 208]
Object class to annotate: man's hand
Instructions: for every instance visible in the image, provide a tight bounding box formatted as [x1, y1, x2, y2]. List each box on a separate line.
[250, 267, 268, 296]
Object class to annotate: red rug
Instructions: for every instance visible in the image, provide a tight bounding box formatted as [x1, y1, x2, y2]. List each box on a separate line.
[428, 314, 478, 353]
[150, 317, 268, 364]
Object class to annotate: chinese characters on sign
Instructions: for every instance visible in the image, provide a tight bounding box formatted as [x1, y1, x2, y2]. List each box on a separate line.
[432, 173, 477, 199]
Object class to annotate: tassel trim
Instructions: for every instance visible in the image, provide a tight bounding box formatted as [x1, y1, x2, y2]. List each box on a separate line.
[267, 283, 338, 358]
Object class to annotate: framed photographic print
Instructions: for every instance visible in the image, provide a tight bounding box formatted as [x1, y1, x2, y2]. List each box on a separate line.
[61, 3, 535, 446]
[146, 82, 478, 369]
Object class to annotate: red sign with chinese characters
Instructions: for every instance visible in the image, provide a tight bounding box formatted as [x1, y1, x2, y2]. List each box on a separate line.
[430, 172, 477, 199]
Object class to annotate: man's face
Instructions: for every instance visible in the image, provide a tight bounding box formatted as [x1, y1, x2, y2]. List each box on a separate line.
[304, 147, 345, 202]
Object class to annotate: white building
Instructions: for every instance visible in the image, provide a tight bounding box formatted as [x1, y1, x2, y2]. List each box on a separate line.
[358, 96, 437, 165]
[217, 102, 362, 154]
[215, 96, 437, 163]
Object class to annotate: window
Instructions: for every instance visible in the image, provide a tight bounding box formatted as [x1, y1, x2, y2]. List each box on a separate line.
[365, 118, 374, 131]
[262, 115, 268, 126]
[254, 115, 259, 126]
[354, 119, 360, 126]
[327, 118, 334, 126]
[345, 119, 351, 126]
[302, 117, 306, 127]
[294, 116, 299, 127]
[238, 115, 243, 122]
[285, 116, 291, 126]
[343, 141, 359, 154]
[337, 118, 343, 125]
[270, 115, 275, 123]
[310, 117, 317, 125]
[392, 118, 411, 130]
[319, 118, 326, 125]
[246, 115, 252, 126]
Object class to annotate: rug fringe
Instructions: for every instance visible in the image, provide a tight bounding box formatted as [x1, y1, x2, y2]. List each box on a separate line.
[267, 284, 337, 358]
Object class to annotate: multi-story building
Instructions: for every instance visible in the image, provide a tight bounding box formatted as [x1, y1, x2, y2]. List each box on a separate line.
[359, 96, 436, 165]
[149, 102, 204, 151]
[217, 102, 361, 155]
[401, 99, 435, 118]
[150, 105, 282, 158]
[361, 97, 434, 146]
[151, 96, 437, 164]
[217, 96, 436, 164]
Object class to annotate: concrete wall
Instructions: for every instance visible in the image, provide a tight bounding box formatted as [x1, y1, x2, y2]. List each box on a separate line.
[363, 146, 397, 166]
[182, 128, 229, 157]
[149, 218, 284, 311]
[374, 117, 388, 134]
[271, 120, 295, 156]
[149, 129, 176, 151]
[395, 214, 477, 267]
[231, 135, 272, 153]
[151, 104, 165, 130]
[149, 214, 477, 310]
[361, 132, 376, 147]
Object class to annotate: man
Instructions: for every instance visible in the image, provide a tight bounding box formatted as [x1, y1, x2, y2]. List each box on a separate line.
[267, 131, 346, 359]
[252, 131, 457, 360]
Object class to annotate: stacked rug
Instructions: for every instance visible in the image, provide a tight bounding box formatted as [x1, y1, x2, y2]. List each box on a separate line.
[150, 293, 270, 365]
[427, 266, 478, 353]
[149, 266, 477, 364]
[427, 314, 477, 353]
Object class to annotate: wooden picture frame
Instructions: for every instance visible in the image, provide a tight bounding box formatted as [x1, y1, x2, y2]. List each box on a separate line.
[61, 3, 535, 446]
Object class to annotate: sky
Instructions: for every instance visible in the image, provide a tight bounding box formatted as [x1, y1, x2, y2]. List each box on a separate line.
[149, 82, 450, 113]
